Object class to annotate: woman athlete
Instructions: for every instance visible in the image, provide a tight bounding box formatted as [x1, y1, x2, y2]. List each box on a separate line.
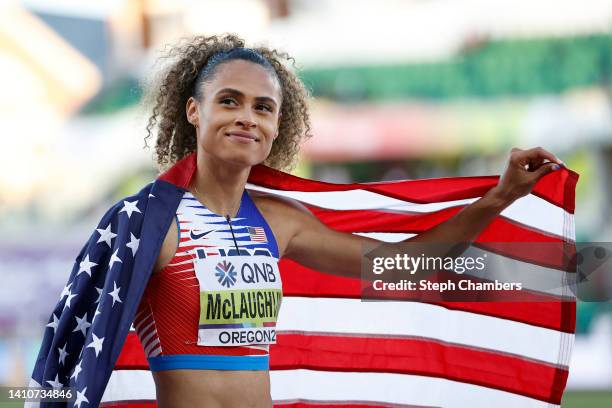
[134, 34, 563, 408]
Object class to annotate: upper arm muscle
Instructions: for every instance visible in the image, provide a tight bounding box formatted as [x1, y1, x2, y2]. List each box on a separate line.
[254, 191, 376, 278]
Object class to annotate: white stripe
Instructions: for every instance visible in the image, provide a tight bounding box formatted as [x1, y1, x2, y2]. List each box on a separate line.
[270, 370, 557, 408]
[277, 297, 570, 366]
[354, 232, 416, 242]
[247, 185, 419, 209]
[102, 370, 155, 403]
[139, 322, 157, 348]
[144, 338, 161, 357]
[167, 259, 196, 267]
[168, 270, 196, 276]
[503, 196, 575, 241]
[133, 308, 147, 323]
[130, 309, 153, 333]
[247, 185, 573, 239]
[24, 378, 42, 408]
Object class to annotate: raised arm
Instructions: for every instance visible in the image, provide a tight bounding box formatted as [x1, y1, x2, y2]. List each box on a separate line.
[279, 147, 564, 279]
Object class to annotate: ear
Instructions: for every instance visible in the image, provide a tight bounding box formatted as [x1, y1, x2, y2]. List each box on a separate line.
[186, 97, 200, 126]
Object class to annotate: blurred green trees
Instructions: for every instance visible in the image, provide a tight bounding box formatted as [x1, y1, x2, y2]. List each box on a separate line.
[301, 34, 612, 101]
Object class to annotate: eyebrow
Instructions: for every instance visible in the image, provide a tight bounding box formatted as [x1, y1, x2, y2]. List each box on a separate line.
[215, 88, 278, 107]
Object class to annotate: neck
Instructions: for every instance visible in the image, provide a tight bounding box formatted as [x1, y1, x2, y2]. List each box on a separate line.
[190, 151, 252, 218]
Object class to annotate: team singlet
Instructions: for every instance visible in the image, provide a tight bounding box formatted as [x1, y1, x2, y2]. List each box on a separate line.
[133, 189, 282, 371]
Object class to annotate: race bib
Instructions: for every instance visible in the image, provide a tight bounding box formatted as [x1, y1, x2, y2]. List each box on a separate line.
[193, 251, 282, 347]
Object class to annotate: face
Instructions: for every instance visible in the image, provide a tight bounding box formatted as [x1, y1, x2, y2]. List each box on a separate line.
[186, 59, 282, 168]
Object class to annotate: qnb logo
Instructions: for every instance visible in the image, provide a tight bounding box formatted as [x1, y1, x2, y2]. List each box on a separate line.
[215, 260, 238, 288]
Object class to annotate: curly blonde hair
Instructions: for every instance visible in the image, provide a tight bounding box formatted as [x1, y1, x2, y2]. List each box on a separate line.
[142, 34, 312, 171]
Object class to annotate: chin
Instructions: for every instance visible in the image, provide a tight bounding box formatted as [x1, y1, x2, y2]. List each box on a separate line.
[200, 144, 265, 167]
[221, 147, 271, 167]
[223, 153, 267, 168]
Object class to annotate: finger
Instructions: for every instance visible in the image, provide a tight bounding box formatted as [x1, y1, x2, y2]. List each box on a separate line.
[511, 150, 541, 168]
[525, 156, 545, 171]
[523, 147, 563, 165]
[533, 162, 561, 179]
[509, 148, 525, 166]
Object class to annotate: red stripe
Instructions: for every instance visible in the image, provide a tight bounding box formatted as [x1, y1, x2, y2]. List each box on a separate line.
[534, 165, 579, 214]
[279, 260, 576, 333]
[308, 206, 577, 273]
[313, 205, 570, 255]
[115, 332, 148, 369]
[162, 152, 578, 213]
[101, 401, 156, 407]
[269, 333, 567, 404]
[249, 164, 578, 213]
[309, 206, 558, 242]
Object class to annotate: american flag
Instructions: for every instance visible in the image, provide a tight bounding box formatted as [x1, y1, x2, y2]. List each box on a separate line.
[248, 226, 268, 243]
[28, 170, 186, 408]
[28, 196, 145, 408]
[30, 153, 578, 408]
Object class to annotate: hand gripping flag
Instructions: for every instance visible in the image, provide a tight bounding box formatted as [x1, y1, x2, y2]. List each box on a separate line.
[29, 152, 578, 408]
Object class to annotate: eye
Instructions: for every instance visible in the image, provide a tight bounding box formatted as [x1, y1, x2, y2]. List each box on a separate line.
[256, 103, 273, 112]
[220, 97, 237, 106]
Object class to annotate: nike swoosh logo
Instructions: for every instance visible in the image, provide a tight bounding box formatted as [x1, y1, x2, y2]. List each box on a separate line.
[190, 229, 215, 240]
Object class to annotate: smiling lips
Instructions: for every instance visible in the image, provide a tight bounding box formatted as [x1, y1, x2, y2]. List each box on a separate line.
[226, 131, 258, 143]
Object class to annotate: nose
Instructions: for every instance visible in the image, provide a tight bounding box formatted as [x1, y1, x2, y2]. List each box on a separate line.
[235, 113, 256, 129]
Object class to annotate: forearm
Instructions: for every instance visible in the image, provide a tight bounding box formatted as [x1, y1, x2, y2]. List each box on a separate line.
[301, 187, 514, 280]
[366, 187, 514, 281]
[407, 186, 511, 246]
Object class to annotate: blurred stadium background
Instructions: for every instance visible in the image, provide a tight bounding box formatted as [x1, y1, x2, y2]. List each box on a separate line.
[0, 0, 611, 406]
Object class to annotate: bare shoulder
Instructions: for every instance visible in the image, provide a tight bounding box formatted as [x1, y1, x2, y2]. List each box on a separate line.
[249, 190, 319, 258]
[249, 190, 311, 217]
